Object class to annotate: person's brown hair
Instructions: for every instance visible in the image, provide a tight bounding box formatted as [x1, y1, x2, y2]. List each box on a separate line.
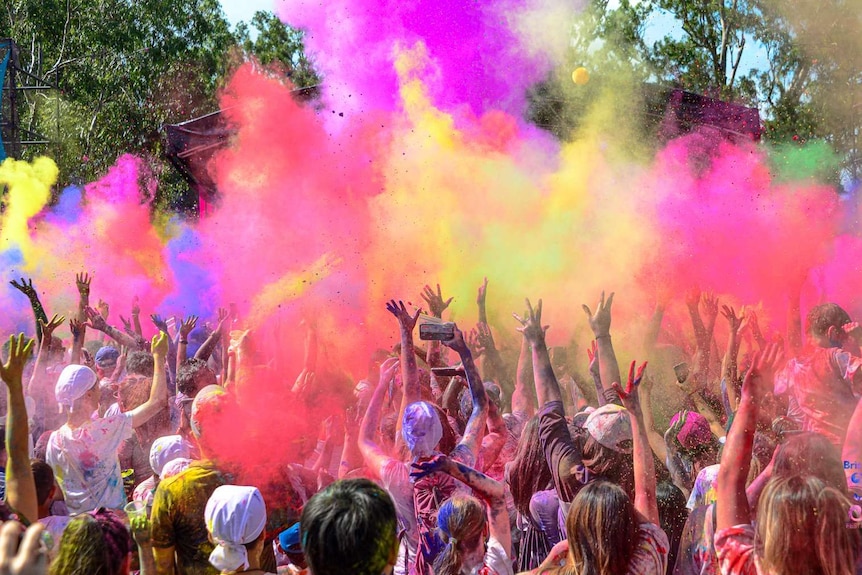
[756, 475, 861, 575]
[562, 480, 639, 575]
[806, 303, 851, 338]
[508, 416, 553, 518]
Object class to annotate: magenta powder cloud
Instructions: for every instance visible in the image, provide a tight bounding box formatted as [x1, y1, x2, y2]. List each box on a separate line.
[277, 0, 558, 116]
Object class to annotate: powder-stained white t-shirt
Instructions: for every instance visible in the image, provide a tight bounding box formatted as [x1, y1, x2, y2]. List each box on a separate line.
[46, 412, 134, 515]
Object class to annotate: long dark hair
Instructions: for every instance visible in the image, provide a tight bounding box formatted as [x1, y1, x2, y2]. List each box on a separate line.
[563, 480, 639, 575]
[656, 481, 688, 575]
[508, 416, 553, 517]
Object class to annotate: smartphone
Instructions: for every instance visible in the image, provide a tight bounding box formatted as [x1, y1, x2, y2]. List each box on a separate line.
[673, 362, 690, 384]
[431, 366, 465, 378]
[419, 322, 455, 341]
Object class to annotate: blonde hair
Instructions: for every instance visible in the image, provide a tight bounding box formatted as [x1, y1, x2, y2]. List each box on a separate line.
[756, 475, 861, 575]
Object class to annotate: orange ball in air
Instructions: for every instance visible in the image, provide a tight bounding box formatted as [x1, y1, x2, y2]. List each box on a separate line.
[572, 67, 590, 85]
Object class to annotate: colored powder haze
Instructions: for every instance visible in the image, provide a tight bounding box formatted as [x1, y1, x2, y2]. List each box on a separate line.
[0, 0, 859, 474]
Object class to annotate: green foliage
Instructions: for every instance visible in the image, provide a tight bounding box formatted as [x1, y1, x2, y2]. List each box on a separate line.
[236, 11, 321, 93]
[1, 3, 321, 207]
[526, 0, 860, 183]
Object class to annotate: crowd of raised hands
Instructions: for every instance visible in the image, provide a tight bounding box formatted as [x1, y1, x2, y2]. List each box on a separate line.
[0, 273, 860, 575]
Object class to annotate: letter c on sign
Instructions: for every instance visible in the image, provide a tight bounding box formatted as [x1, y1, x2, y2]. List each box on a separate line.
[851, 472, 862, 485]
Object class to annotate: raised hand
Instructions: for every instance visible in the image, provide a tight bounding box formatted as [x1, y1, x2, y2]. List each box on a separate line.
[97, 299, 110, 320]
[69, 318, 84, 339]
[131, 296, 141, 316]
[119, 315, 134, 336]
[410, 454, 452, 480]
[9, 277, 37, 298]
[475, 322, 495, 351]
[702, 292, 719, 324]
[611, 360, 648, 414]
[385, 300, 421, 333]
[466, 328, 485, 358]
[741, 343, 784, 402]
[0, 334, 36, 388]
[582, 291, 614, 337]
[721, 305, 745, 335]
[378, 357, 400, 386]
[513, 298, 549, 345]
[150, 314, 169, 334]
[179, 315, 198, 339]
[0, 521, 48, 575]
[84, 306, 108, 331]
[39, 314, 65, 339]
[76, 272, 91, 297]
[151, 331, 169, 357]
[477, 277, 488, 307]
[441, 323, 470, 356]
[421, 284, 454, 319]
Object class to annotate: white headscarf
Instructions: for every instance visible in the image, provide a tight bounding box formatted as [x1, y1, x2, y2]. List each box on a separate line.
[205, 485, 267, 573]
[149, 435, 194, 477]
[402, 401, 443, 458]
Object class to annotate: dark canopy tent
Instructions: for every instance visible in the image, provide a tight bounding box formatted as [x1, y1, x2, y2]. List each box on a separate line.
[163, 110, 231, 217]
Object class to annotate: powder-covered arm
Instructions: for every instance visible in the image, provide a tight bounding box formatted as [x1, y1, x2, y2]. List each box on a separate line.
[9, 278, 48, 345]
[358, 357, 400, 477]
[444, 325, 488, 458]
[583, 291, 622, 403]
[386, 299, 421, 452]
[411, 455, 511, 561]
[1, 334, 38, 524]
[613, 361, 659, 525]
[716, 344, 782, 531]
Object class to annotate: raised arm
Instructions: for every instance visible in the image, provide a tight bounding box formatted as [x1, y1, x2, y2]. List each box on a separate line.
[514, 298, 561, 407]
[583, 291, 622, 402]
[411, 454, 511, 559]
[421, 284, 453, 370]
[127, 332, 169, 428]
[638, 374, 668, 466]
[9, 278, 48, 344]
[85, 306, 141, 349]
[613, 361, 659, 525]
[716, 344, 782, 531]
[175, 315, 197, 366]
[74, 272, 91, 339]
[720, 305, 745, 410]
[586, 340, 607, 407]
[1, 334, 38, 523]
[443, 325, 488, 458]
[512, 334, 536, 417]
[26, 314, 64, 398]
[386, 300, 421, 449]
[195, 309, 231, 362]
[358, 357, 400, 476]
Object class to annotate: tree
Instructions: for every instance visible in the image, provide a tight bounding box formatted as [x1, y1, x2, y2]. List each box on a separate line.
[526, 0, 861, 182]
[235, 11, 321, 96]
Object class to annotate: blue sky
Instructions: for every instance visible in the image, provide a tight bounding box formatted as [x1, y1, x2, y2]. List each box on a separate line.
[220, 0, 275, 26]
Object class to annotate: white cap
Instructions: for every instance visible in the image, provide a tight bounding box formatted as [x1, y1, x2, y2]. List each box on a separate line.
[55, 365, 97, 413]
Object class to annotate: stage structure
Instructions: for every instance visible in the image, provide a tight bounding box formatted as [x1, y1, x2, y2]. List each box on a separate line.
[163, 84, 318, 217]
[166, 82, 759, 217]
[0, 39, 56, 161]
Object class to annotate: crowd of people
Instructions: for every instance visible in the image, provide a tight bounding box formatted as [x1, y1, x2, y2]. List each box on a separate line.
[0, 273, 860, 575]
